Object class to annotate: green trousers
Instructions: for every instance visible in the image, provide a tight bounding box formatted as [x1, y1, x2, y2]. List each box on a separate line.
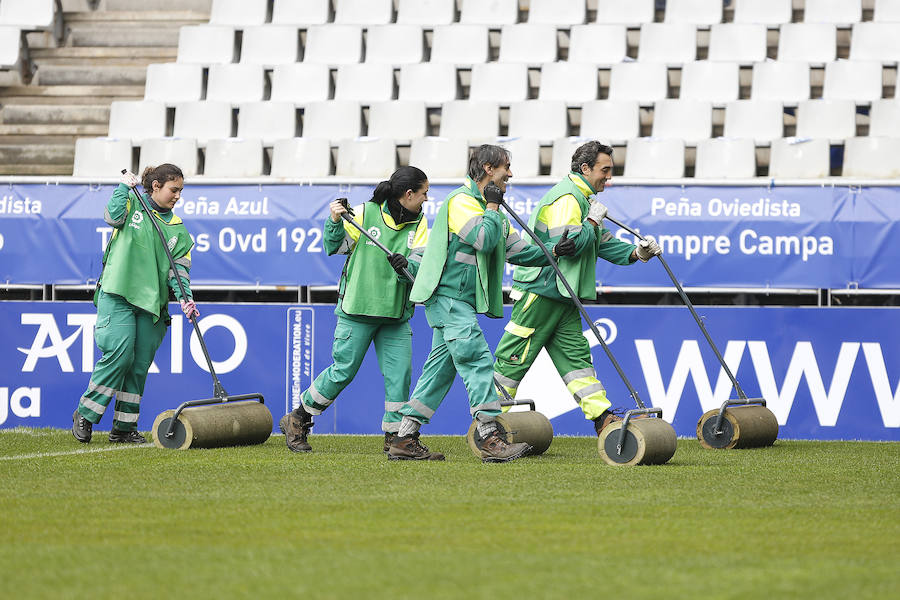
[399, 295, 502, 426]
[493, 291, 612, 421]
[301, 315, 412, 433]
[77, 290, 168, 432]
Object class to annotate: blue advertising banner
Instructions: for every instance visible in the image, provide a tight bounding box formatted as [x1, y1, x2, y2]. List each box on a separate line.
[2, 301, 897, 441]
[1, 183, 899, 288]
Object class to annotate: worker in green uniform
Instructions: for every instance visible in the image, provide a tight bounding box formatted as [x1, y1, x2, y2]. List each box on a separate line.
[72, 165, 197, 444]
[493, 141, 661, 436]
[283, 166, 432, 454]
[387, 145, 576, 463]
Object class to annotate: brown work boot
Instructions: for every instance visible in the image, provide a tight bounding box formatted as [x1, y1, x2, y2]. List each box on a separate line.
[383, 432, 395, 454]
[592, 409, 623, 436]
[474, 429, 532, 463]
[387, 433, 445, 461]
[284, 405, 314, 453]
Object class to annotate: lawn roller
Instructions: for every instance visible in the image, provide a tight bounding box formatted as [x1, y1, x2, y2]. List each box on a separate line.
[334, 199, 555, 456]
[121, 171, 272, 449]
[500, 199, 676, 466]
[604, 214, 778, 450]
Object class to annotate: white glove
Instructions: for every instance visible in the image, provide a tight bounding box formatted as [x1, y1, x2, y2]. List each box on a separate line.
[586, 200, 608, 225]
[120, 171, 140, 188]
[635, 235, 661, 262]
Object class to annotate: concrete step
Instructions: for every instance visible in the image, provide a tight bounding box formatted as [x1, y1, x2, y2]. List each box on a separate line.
[35, 65, 147, 86]
[104, 0, 211, 11]
[32, 55, 168, 67]
[31, 47, 177, 60]
[0, 124, 108, 136]
[0, 163, 74, 176]
[64, 10, 209, 23]
[0, 143, 76, 164]
[67, 26, 181, 47]
[1, 104, 110, 125]
[0, 85, 144, 98]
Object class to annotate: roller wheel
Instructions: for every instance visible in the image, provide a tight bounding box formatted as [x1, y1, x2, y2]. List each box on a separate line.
[152, 410, 192, 450]
[696, 405, 778, 450]
[598, 418, 677, 466]
[465, 410, 554, 458]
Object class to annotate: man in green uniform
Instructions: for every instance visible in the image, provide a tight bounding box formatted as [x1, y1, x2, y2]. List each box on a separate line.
[492, 141, 661, 436]
[387, 145, 576, 463]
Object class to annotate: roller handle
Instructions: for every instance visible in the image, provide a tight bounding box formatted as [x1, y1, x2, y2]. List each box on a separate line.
[121, 170, 228, 403]
[164, 392, 266, 439]
[499, 199, 646, 410]
[617, 407, 663, 456]
[604, 214, 748, 401]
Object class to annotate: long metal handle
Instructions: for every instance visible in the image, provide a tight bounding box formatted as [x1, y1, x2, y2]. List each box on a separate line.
[604, 214, 748, 400]
[500, 200, 646, 410]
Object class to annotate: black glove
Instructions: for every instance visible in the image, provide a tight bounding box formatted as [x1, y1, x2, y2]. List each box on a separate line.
[553, 229, 576, 257]
[388, 253, 408, 275]
[337, 197, 355, 216]
[483, 183, 503, 206]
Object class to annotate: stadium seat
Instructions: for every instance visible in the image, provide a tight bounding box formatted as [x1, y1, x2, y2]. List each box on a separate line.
[529, 0, 586, 25]
[608, 62, 668, 104]
[708, 24, 767, 64]
[460, 0, 518, 25]
[496, 137, 540, 178]
[869, 99, 900, 136]
[537, 62, 598, 103]
[849, 23, 900, 63]
[368, 101, 427, 141]
[638, 23, 697, 64]
[408, 137, 469, 178]
[723, 100, 784, 143]
[73, 138, 133, 177]
[302, 101, 362, 141]
[498, 24, 558, 65]
[568, 25, 627, 65]
[804, 0, 862, 25]
[679, 61, 739, 105]
[399, 63, 458, 104]
[778, 24, 837, 63]
[237, 102, 297, 144]
[0, 26, 22, 72]
[430, 25, 488, 65]
[366, 25, 424, 65]
[397, 0, 455, 25]
[651, 100, 713, 144]
[139, 138, 199, 176]
[594, 0, 654, 26]
[694, 138, 757, 178]
[624, 138, 686, 178]
[272, 0, 329, 26]
[507, 100, 568, 143]
[795, 99, 857, 141]
[336, 137, 397, 178]
[732, 0, 792, 25]
[842, 137, 900, 178]
[108, 101, 167, 144]
[270, 63, 331, 105]
[468, 63, 528, 104]
[303, 25, 362, 65]
[751, 61, 810, 106]
[664, 0, 723, 25]
[144, 63, 203, 104]
[580, 100, 640, 143]
[822, 61, 884, 104]
[334, 64, 395, 103]
[439, 101, 500, 141]
[271, 138, 332, 178]
[550, 137, 590, 176]
[335, 0, 393, 26]
[874, 0, 900, 22]
[768, 138, 830, 179]
[204, 138, 264, 177]
[206, 64, 265, 105]
[176, 26, 235, 64]
[209, 0, 266, 27]
[0, 0, 55, 29]
[174, 102, 233, 146]
[240, 26, 299, 65]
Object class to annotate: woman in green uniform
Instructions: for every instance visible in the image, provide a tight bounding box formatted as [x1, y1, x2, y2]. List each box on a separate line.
[72, 165, 197, 444]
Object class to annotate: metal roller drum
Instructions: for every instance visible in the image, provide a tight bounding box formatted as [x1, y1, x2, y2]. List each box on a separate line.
[598, 418, 677, 466]
[696, 405, 778, 450]
[466, 411, 554, 458]
[152, 401, 273, 450]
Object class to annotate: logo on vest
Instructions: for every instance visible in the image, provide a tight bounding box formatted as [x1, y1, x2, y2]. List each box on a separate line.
[368, 227, 381, 240]
[407, 231, 415, 249]
[167, 235, 177, 251]
[129, 210, 143, 231]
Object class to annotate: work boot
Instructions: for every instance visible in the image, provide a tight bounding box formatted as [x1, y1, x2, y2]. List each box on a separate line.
[108, 429, 147, 444]
[72, 410, 92, 444]
[387, 434, 445, 461]
[592, 409, 623, 436]
[474, 429, 532, 463]
[284, 406, 313, 453]
[383, 432, 395, 454]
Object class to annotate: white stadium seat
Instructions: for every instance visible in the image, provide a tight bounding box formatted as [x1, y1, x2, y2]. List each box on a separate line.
[594, 0, 654, 26]
[366, 25, 424, 65]
[679, 61, 739, 105]
[237, 102, 297, 144]
[139, 138, 199, 176]
[608, 62, 668, 104]
[431, 25, 488, 65]
[336, 137, 397, 178]
[209, 0, 266, 27]
[0, 0, 55, 29]
[397, 0, 455, 25]
[638, 23, 697, 64]
[507, 100, 568, 142]
[144, 63, 203, 104]
[733, 0, 792, 26]
[580, 100, 640, 142]
[73, 138, 133, 177]
[496, 137, 541, 178]
[204, 138, 264, 177]
[778, 24, 837, 63]
[529, 0, 585, 25]
[795, 99, 857, 141]
[272, 0, 329, 26]
[334, 64, 394, 103]
[568, 25, 627, 65]
[822, 61, 884, 103]
[538, 62, 598, 103]
[460, 0, 518, 25]
[498, 24, 558, 65]
[0, 26, 22, 70]
[368, 101, 427, 141]
[550, 137, 590, 176]
[399, 63, 458, 104]
[842, 137, 900, 178]
[804, 0, 862, 25]
[206, 64, 265, 105]
[439, 101, 500, 141]
[176, 26, 235, 64]
[624, 138, 686, 178]
[724, 100, 784, 143]
[108, 101, 167, 144]
[664, 0, 723, 25]
[708, 24, 767, 64]
[468, 63, 528, 104]
[869, 99, 900, 137]
[303, 25, 362, 65]
[408, 137, 469, 178]
[694, 138, 757, 179]
[174, 102, 233, 145]
[874, 0, 900, 22]
[335, 0, 393, 26]
[651, 100, 713, 144]
[751, 61, 810, 105]
[270, 63, 331, 105]
[302, 101, 362, 141]
[768, 137, 830, 179]
[849, 23, 900, 63]
[271, 138, 332, 178]
[240, 26, 299, 66]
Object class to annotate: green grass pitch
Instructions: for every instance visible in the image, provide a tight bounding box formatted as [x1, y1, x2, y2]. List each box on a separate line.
[1, 430, 898, 599]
